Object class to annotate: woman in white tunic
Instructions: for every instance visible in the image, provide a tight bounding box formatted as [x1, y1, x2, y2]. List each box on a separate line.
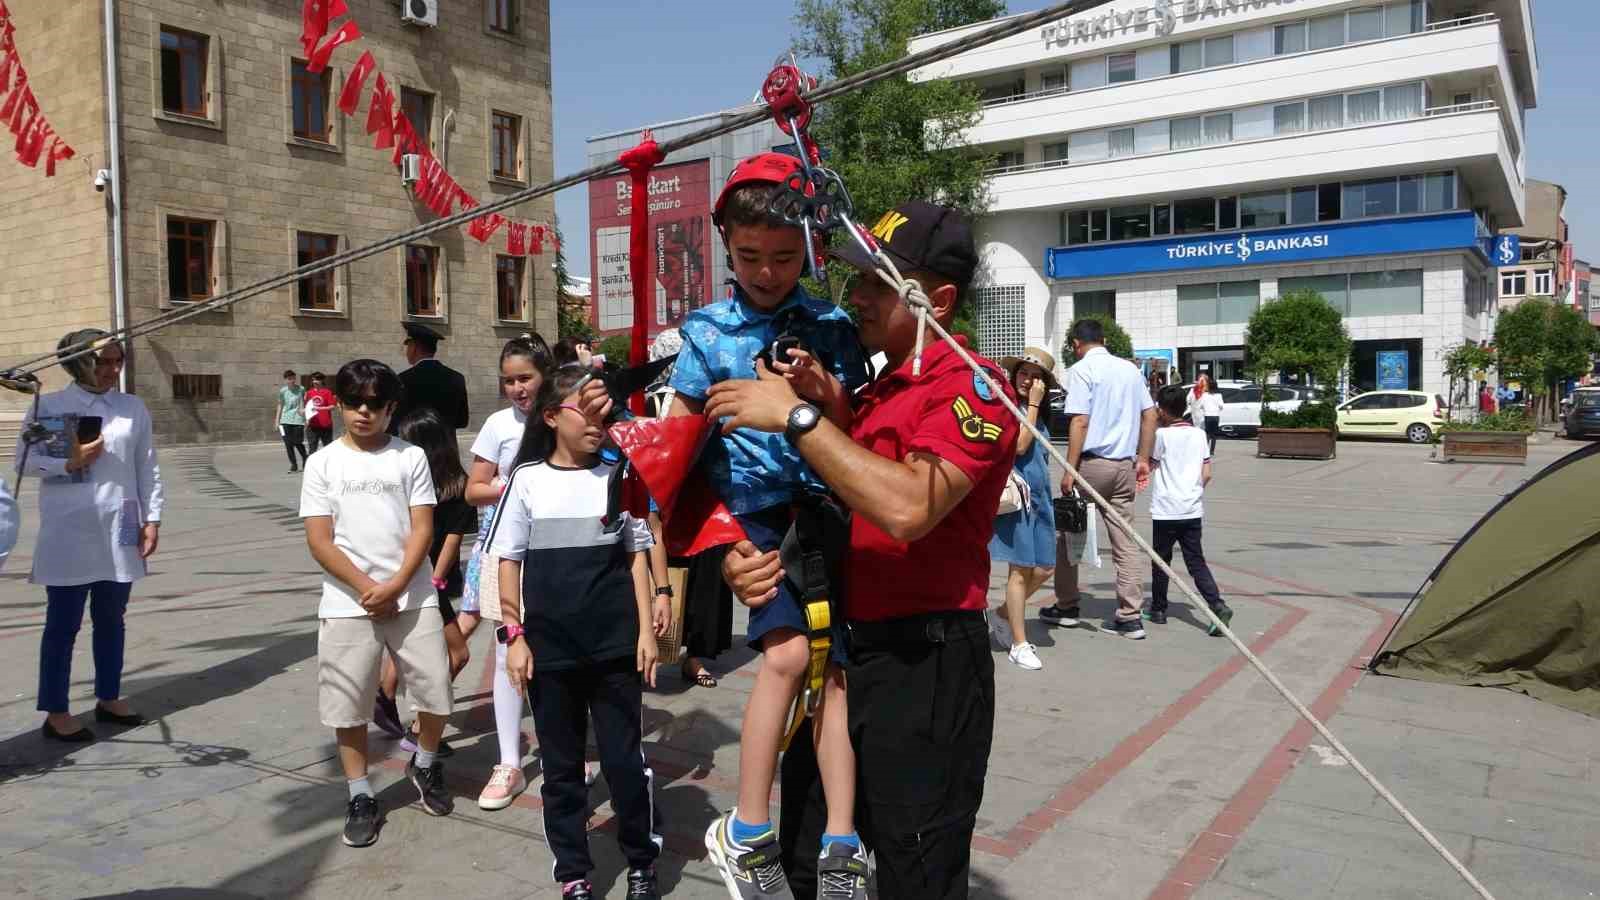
[19, 330, 163, 742]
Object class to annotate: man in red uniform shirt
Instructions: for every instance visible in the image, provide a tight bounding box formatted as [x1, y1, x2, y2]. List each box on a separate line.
[304, 372, 337, 454]
[706, 201, 1018, 899]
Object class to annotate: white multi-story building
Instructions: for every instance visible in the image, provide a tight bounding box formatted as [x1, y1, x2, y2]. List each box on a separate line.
[910, 0, 1537, 396]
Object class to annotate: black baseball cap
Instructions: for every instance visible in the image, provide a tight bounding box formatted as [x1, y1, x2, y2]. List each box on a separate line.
[830, 200, 977, 288]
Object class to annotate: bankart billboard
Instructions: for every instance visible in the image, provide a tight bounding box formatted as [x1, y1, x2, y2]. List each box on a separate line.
[589, 159, 714, 337]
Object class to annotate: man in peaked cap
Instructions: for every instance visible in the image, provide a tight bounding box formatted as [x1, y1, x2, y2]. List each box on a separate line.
[391, 322, 469, 436]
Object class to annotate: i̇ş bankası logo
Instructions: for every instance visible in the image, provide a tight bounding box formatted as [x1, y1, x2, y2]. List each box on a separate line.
[1164, 232, 1330, 261]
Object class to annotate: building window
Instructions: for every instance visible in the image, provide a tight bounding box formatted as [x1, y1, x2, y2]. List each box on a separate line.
[1108, 205, 1151, 241]
[1203, 112, 1232, 145]
[1384, 82, 1423, 120]
[172, 373, 222, 401]
[1500, 270, 1527, 297]
[1154, 204, 1172, 235]
[1281, 274, 1350, 310]
[1290, 186, 1318, 223]
[1532, 270, 1553, 296]
[159, 27, 208, 117]
[1273, 102, 1305, 135]
[1217, 196, 1238, 230]
[1171, 40, 1202, 73]
[487, 0, 517, 34]
[291, 59, 332, 142]
[496, 254, 526, 321]
[1240, 190, 1289, 228]
[1075, 290, 1116, 320]
[1346, 90, 1382, 125]
[1275, 21, 1307, 54]
[976, 284, 1026, 359]
[1309, 94, 1344, 130]
[1171, 116, 1201, 150]
[492, 110, 522, 180]
[1066, 208, 1108, 244]
[1040, 68, 1068, 93]
[1043, 141, 1070, 163]
[166, 216, 214, 302]
[980, 76, 1026, 103]
[1348, 6, 1385, 42]
[1174, 197, 1216, 234]
[405, 245, 440, 317]
[992, 149, 1024, 171]
[1386, 0, 1423, 37]
[400, 87, 433, 147]
[1204, 35, 1235, 67]
[1107, 52, 1137, 84]
[1178, 281, 1259, 326]
[1107, 127, 1135, 158]
[296, 231, 339, 311]
[1309, 13, 1346, 50]
[1283, 270, 1422, 316]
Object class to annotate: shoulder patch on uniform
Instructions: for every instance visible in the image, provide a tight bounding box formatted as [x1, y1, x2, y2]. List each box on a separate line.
[971, 371, 995, 402]
[952, 396, 1003, 443]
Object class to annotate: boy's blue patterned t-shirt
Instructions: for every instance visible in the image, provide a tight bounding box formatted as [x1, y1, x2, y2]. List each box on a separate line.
[669, 286, 869, 515]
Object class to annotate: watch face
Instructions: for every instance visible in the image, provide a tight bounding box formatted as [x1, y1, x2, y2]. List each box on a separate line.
[792, 404, 819, 428]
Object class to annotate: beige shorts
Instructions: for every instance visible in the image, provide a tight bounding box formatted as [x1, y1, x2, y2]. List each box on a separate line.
[317, 608, 453, 728]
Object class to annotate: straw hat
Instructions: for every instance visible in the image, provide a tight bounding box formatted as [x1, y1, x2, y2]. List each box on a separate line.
[999, 346, 1059, 388]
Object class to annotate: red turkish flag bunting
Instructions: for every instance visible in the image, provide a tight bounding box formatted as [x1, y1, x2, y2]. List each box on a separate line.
[0, 67, 27, 123]
[0, 50, 15, 96]
[17, 118, 48, 167]
[300, 0, 349, 57]
[468, 212, 507, 244]
[44, 137, 72, 176]
[391, 110, 421, 165]
[366, 73, 394, 147]
[305, 19, 360, 74]
[529, 224, 545, 255]
[506, 222, 527, 256]
[337, 50, 375, 116]
[0, 21, 13, 55]
[5, 86, 34, 136]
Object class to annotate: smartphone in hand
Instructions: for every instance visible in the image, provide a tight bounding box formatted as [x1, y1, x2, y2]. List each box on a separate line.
[77, 416, 103, 443]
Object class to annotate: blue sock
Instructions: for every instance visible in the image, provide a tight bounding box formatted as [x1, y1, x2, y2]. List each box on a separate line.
[821, 831, 861, 851]
[730, 815, 772, 845]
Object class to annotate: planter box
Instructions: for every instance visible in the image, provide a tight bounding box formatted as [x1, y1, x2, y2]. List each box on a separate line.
[1257, 428, 1337, 460]
[1439, 431, 1531, 464]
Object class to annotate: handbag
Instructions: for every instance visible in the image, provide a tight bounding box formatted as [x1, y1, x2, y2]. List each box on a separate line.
[1053, 490, 1088, 534]
[996, 470, 1029, 517]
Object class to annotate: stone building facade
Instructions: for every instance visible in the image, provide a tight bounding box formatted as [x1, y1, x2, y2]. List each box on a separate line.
[0, 0, 555, 443]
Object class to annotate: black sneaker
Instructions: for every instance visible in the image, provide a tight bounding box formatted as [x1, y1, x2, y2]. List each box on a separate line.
[1207, 603, 1234, 637]
[1144, 607, 1168, 625]
[626, 867, 661, 900]
[561, 880, 595, 900]
[372, 691, 405, 739]
[817, 841, 870, 899]
[1040, 604, 1080, 628]
[342, 794, 381, 847]
[1106, 617, 1146, 640]
[406, 755, 454, 816]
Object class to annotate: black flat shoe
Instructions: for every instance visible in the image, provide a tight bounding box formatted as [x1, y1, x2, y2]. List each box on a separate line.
[42, 720, 95, 743]
[94, 705, 147, 727]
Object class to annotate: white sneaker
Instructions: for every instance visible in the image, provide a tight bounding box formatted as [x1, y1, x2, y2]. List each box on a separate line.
[1008, 642, 1043, 670]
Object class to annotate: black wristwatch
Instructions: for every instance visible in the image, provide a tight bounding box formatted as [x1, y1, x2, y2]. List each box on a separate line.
[655, 585, 674, 599]
[785, 402, 822, 443]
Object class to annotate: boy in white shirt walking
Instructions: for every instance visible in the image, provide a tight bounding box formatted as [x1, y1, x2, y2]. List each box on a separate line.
[300, 359, 455, 849]
[1146, 386, 1233, 635]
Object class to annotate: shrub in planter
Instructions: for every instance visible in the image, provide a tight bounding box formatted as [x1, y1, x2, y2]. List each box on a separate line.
[1260, 400, 1338, 431]
[1436, 410, 1532, 436]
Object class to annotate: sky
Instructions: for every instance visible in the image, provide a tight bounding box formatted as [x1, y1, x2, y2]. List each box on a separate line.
[551, 1, 1596, 278]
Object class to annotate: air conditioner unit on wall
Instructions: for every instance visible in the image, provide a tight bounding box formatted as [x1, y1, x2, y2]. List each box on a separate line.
[400, 0, 438, 27]
[401, 153, 422, 185]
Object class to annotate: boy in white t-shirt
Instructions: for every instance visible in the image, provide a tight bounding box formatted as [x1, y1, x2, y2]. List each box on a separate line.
[1147, 385, 1233, 636]
[300, 359, 455, 849]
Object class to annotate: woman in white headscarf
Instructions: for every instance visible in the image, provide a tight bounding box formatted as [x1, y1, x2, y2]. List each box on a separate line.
[19, 330, 163, 742]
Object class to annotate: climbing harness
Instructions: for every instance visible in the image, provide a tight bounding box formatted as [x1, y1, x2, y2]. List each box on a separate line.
[0, 0, 1501, 892]
[776, 493, 849, 752]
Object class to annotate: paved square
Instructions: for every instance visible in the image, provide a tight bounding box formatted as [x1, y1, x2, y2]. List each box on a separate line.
[0, 435, 1594, 899]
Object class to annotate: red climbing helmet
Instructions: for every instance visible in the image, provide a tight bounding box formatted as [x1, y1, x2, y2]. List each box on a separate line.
[713, 152, 804, 227]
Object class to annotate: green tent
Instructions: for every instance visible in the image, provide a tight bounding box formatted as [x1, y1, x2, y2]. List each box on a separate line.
[1371, 442, 1600, 717]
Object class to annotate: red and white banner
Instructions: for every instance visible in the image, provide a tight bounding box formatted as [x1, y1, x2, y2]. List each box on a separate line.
[0, 1, 74, 177]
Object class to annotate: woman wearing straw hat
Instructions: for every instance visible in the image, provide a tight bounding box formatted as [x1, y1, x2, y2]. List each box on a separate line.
[987, 346, 1059, 671]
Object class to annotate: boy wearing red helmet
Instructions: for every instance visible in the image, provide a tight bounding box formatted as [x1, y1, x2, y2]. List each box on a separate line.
[667, 152, 871, 899]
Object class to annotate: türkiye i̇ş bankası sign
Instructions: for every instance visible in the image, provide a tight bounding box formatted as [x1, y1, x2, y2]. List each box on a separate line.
[1042, 0, 1303, 48]
[588, 159, 713, 336]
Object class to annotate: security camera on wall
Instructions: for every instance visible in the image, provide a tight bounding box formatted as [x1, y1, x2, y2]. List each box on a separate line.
[93, 169, 110, 192]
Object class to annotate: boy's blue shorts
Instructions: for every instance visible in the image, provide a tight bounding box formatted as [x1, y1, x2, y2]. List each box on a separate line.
[734, 506, 848, 666]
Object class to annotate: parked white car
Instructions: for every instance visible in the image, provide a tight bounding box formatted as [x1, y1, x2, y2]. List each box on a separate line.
[1182, 381, 1320, 436]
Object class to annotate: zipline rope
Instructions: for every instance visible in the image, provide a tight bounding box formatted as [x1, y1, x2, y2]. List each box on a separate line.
[836, 221, 1499, 900]
[6, 0, 1115, 383]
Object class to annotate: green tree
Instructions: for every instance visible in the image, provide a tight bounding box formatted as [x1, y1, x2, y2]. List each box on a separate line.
[1246, 291, 1350, 430]
[1495, 298, 1598, 421]
[596, 334, 632, 365]
[552, 223, 597, 342]
[793, 0, 1005, 346]
[1061, 314, 1133, 368]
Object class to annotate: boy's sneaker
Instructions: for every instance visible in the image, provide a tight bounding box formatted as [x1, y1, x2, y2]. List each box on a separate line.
[626, 867, 661, 900]
[372, 692, 405, 739]
[477, 764, 526, 811]
[1144, 606, 1169, 625]
[341, 794, 381, 847]
[817, 842, 870, 900]
[1106, 616, 1146, 640]
[1040, 604, 1080, 628]
[1207, 603, 1234, 637]
[562, 880, 595, 900]
[406, 755, 454, 817]
[705, 811, 793, 900]
[1008, 642, 1043, 671]
[400, 735, 454, 758]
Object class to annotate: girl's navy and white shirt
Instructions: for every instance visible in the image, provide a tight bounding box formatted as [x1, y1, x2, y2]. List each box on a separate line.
[485, 459, 653, 671]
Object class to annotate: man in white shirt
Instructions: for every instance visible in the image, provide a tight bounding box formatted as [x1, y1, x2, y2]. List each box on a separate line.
[1043, 319, 1157, 639]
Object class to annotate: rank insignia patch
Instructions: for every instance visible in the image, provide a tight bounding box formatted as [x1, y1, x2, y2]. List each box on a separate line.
[952, 396, 1002, 443]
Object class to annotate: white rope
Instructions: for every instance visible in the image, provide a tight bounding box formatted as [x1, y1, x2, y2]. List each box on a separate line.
[862, 252, 1498, 900]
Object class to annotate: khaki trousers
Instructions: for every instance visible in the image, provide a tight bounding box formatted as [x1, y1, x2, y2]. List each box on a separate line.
[1055, 456, 1142, 622]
